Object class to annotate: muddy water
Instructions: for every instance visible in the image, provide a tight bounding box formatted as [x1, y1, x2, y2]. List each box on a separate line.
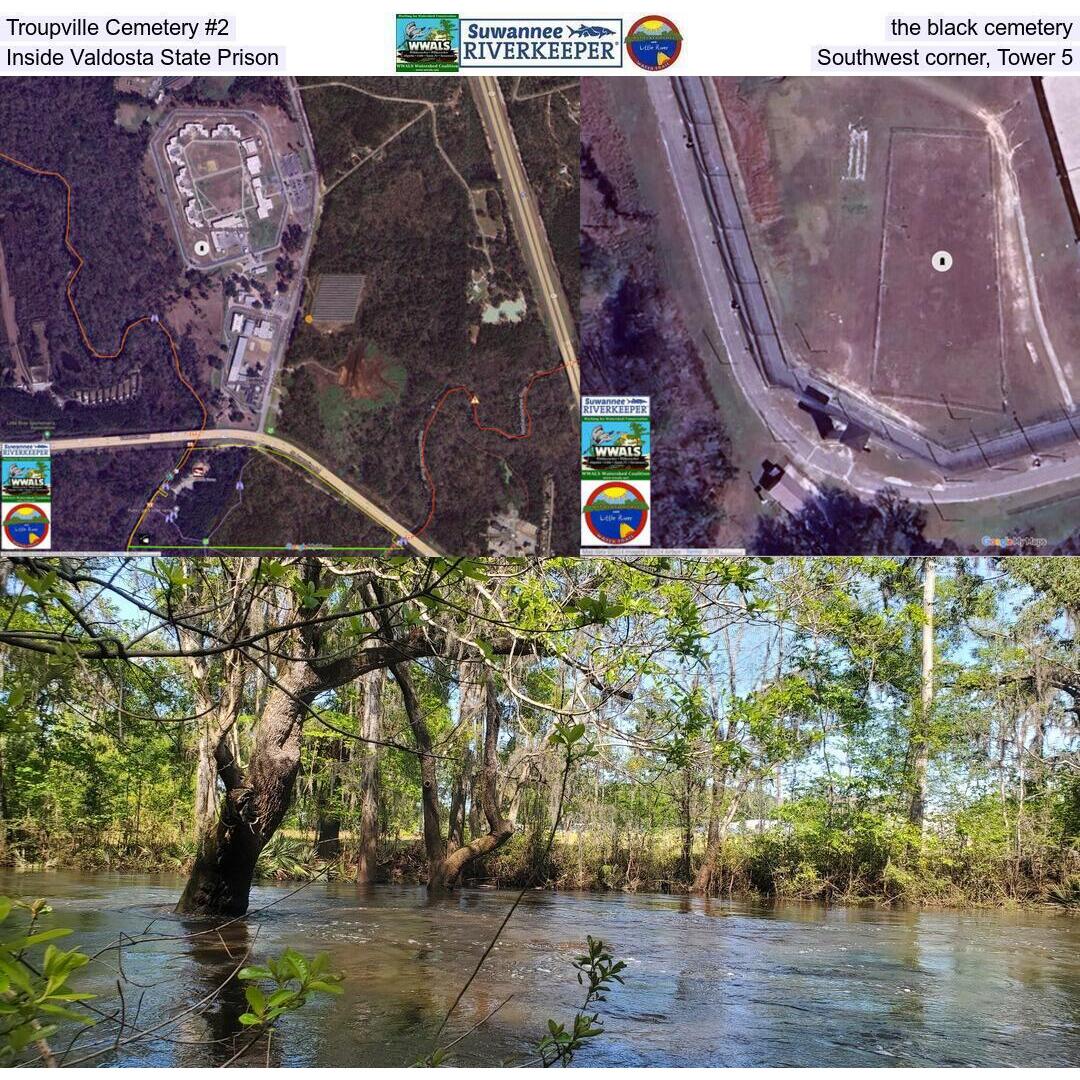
[1, 871, 1078, 1067]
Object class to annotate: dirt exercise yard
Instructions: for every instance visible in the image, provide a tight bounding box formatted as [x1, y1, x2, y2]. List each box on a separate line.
[874, 126, 1002, 411]
[717, 76, 1080, 447]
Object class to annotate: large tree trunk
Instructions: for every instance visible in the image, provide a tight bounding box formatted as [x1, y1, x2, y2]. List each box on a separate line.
[188, 642, 245, 852]
[177, 662, 319, 917]
[448, 659, 483, 849]
[434, 678, 514, 888]
[908, 559, 936, 831]
[692, 793, 742, 896]
[313, 738, 349, 860]
[468, 771, 484, 840]
[316, 815, 341, 860]
[679, 778, 694, 883]
[692, 757, 727, 895]
[186, 653, 218, 842]
[389, 665, 447, 888]
[447, 773, 468, 851]
[355, 668, 385, 884]
[194, 726, 220, 839]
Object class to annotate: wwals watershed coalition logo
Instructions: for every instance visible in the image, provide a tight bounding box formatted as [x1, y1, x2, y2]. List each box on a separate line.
[396, 14, 461, 72]
[397, 15, 624, 68]
[625, 15, 682, 70]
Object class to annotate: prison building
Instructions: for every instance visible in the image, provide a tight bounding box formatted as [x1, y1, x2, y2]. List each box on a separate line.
[228, 335, 250, 383]
[177, 122, 209, 142]
[252, 177, 273, 219]
[211, 213, 245, 231]
[764, 471, 809, 516]
[310, 274, 365, 326]
[175, 167, 194, 197]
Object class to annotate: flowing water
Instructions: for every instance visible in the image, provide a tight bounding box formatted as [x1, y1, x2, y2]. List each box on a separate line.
[2, 870, 1078, 1067]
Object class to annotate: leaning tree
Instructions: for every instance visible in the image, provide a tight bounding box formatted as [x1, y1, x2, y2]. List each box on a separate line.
[0, 556, 643, 914]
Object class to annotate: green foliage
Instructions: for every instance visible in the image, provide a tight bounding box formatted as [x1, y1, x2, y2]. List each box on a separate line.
[256, 834, 321, 881]
[237, 949, 343, 1030]
[2, 554, 1076, 911]
[0, 897, 94, 1065]
[536, 936, 625, 1067]
[549, 719, 599, 764]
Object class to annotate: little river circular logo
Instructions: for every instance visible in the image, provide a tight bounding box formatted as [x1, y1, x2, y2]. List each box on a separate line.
[583, 481, 649, 545]
[625, 15, 683, 70]
[3, 502, 50, 549]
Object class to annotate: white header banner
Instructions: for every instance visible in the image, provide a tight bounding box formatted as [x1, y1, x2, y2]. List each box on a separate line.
[4, 0, 1080, 75]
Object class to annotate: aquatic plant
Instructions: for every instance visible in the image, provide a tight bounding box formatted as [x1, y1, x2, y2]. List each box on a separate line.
[536, 936, 626, 1068]
[228, 949, 344, 1066]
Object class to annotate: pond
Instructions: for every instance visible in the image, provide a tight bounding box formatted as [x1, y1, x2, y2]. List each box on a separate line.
[2, 871, 1077, 1067]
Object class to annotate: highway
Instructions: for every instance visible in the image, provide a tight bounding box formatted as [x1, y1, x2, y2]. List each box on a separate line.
[651, 76, 1080, 510]
[265, 77, 323, 432]
[50, 429, 442, 556]
[471, 76, 580, 404]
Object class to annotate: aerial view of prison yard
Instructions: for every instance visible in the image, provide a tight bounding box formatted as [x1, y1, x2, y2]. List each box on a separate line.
[582, 76, 1080, 553]
[0, 75, 579, 554]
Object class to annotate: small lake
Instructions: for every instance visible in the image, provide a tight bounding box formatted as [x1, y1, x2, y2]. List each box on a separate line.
[2, 871, 1078, 1067]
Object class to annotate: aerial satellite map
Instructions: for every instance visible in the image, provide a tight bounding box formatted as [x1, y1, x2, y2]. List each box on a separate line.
[582, 76, 1080, 553]
[0, 75, 579, 554]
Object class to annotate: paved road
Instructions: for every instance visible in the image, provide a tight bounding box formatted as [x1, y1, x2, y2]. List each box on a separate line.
[259, 78, 322, 432]
[50, 429, 442, 556]
[651, 77, 1080, 509]
[471, 76, 580, 404]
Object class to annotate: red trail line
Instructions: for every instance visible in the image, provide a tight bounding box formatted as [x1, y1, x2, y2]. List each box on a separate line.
[0, 148, 572, 557]
[402, 358, 569, 549]
[0, 148, 209, 549]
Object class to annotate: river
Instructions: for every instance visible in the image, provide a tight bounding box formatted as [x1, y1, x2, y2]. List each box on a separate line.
[1, 871, 1078, 1067]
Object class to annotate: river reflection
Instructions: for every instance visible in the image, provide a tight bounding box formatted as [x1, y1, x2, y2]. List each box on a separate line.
[2, 871, 1077, 1067]
[179, 919, 277, 1066]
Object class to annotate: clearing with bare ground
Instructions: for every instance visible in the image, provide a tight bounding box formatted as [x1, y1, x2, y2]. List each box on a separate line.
[717, 76, 1080, 446]
[873, 127, 1003, 411]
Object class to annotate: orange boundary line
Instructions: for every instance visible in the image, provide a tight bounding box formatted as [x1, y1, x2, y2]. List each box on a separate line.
[0, 148, 208, 549]
[398, 357, 571, 550]
[0, 148, 574, 558]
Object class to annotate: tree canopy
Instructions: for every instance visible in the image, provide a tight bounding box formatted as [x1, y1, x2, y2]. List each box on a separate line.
[0, 555, 1076, 910]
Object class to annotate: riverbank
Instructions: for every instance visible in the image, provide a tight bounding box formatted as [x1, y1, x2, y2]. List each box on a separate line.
[4, 823, 1078, 911]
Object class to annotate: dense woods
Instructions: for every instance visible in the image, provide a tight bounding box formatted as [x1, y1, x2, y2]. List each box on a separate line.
[0, 555, 1076, 911]
[580, 79, 737, 547]
[283, 78, 578, 553]
[0, 78, 205, 438]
